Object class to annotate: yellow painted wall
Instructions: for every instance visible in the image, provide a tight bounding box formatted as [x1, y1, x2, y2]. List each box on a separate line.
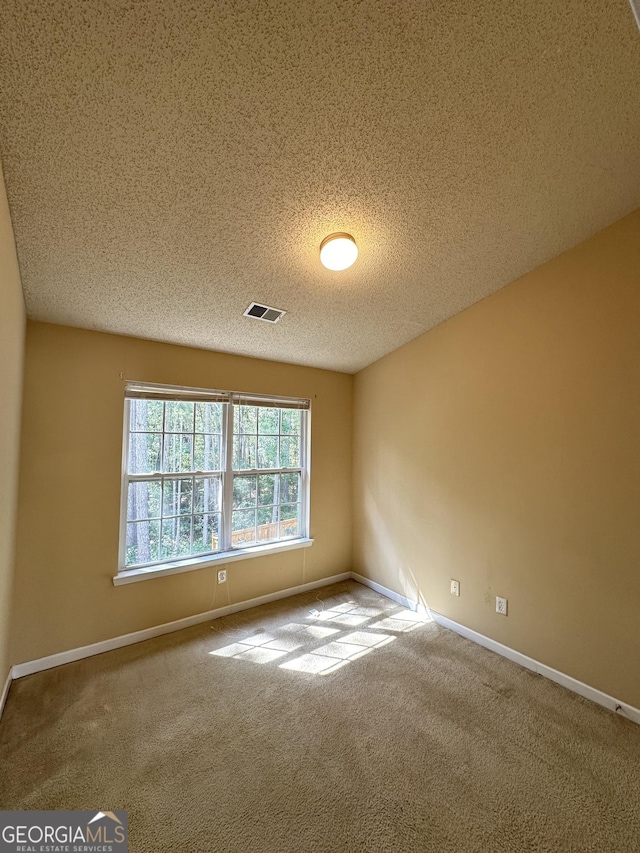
[353, 209, 640, 707]
[0, 163, 25, 685]
[11, 322, 352, 663]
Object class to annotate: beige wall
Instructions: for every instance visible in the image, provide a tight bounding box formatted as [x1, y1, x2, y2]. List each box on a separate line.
[0, 164, 26, 685]
[353, 209, 640, 707]
[11, 323, 352, 663]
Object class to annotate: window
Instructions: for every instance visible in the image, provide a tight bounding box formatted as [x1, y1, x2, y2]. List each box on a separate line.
[119, 382, 310, 575]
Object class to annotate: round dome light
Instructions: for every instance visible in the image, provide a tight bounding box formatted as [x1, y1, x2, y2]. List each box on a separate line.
[319, 232, 358, 271]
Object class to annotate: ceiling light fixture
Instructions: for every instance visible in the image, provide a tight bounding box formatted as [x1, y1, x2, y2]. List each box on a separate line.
[319, 232, 358, 271]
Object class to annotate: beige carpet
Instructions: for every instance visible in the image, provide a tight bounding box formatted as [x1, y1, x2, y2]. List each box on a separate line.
[1, 580, 639, 852]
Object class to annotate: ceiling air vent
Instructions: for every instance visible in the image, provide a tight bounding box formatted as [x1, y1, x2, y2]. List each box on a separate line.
[243, 302, 286, 323]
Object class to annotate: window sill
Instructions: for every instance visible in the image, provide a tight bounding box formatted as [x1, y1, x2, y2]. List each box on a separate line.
[112, 538, 314, 586]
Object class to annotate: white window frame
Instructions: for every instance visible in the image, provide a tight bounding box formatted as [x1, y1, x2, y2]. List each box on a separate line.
[115, 382, 312, 585]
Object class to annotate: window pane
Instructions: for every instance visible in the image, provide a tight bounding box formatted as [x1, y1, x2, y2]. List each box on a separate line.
[257, 435, 278, 469]
[122, 394, 308, 570]
[161, 516, 192, 559]
[126, 519, 160, 566]
[258, 504, 277, 526]
[258, 407, 279, 435]
[193, 513, 221, 554]
[128, 433, 162, 474]
[233, 434, 257, 470]
[163, 434, 194, 473]
[232, 509, 257, 546]
[234, 405, 257, 434]
[280, 503, 299, 538]
[257, 505, 279, 543]
[233, 475, 257, 509]
[163, 478, 193, 516]
[194, 434, 221, 471]
[280, 436, 299, 468]
[165, 401, 194, 433]
[130, 399, 164, 433]
[127, 480, 161, 521]
[258, 474, 277, 505]
[195, 402, 223, 434]
[281, 410, 301, 435]
[194, 476, 222, 514]
[280, 473, 299, 504]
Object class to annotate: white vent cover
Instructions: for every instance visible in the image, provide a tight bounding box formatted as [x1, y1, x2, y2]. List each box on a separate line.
[243, 302, 286, 323]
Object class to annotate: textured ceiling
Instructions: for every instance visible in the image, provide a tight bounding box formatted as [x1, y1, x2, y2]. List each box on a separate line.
[1, 1, 639, 373]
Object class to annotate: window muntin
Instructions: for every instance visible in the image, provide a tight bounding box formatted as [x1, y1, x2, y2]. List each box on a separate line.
[120, 386, 309, 572]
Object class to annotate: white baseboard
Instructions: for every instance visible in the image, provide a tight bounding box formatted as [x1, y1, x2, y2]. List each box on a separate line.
[353, 573, 640, 726]
[350, 571, 426, 612]
[0, 667, 12, 719]
[431, 611, 640, 725]
[4, 570, 639, 729]
[10, 572, 351, 680]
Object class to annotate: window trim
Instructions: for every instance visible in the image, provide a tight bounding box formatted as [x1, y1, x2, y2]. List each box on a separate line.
[116, 382, 311, 582]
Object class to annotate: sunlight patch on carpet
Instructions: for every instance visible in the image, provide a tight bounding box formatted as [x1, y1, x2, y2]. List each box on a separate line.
[279, 632, 395, 675]
[209, 597, 424, 674]
[278, 653, 348, 675]
[369, 609, 432, 633]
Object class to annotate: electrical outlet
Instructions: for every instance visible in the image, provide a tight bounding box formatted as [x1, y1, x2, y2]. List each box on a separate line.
[496, 596, 508, 616]
[450, 579, 460, 596]
[217, 569, 227, 584]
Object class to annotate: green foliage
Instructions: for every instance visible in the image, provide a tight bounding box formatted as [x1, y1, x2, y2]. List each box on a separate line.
[233, 475, 257, 509]
[164, 434, 193, 473]
[194, 477, 221, 514]
[280, 436, 299, 467]
[194, 434, 221, 471]
[258, 474, 276, 505]
[165, 401, 194, 433]
[128, 433, 162, 474]
[163, 478, 193, 516]
[257, 436, 278, 468]
[281, 410, 300, 435]
[193, 513, 220, 553]
[235, 405, 257, 434]
[232, 407, 301, 471]
[195, 402, 223, 434]
[258, 407, 279, 434]
[280, 473, 298, 503]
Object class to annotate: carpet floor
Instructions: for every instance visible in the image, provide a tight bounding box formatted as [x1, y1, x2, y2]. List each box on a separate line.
[1, 580, 639, 852]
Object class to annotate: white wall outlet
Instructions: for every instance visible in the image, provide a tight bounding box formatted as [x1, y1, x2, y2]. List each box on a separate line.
[450, 579, 460, 596]
[496, 596, 508, 616]
[217, 569, 227, 584]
